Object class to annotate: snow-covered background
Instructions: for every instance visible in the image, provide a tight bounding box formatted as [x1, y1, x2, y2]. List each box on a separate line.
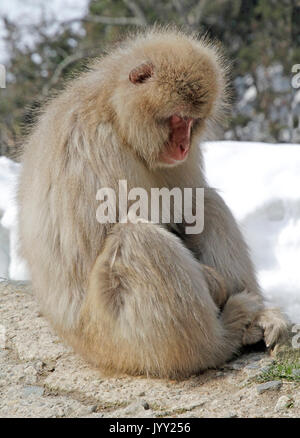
[204, 141, 300, 324]
[0, 141, 299, 323]
[0, 156, 29, 281]
[0, 0, 88, 62]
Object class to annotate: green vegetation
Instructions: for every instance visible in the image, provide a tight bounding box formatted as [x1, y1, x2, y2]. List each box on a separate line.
[257, 339, 300, 383]
[257, 361, 300, 383]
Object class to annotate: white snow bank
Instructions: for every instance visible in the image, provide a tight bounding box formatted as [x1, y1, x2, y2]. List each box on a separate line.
[0, 216, 9, 279]
[204, 141, 300, 323]
[0, 156, 29, 281]
[0, 141, 299, 322]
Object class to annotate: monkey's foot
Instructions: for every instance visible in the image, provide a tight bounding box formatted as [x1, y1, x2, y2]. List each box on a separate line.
[243, 307, 289, 348]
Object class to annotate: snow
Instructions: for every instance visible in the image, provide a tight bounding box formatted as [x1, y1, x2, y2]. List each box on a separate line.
[0, 0, 89, 62]
[0, 141, 299, 323]
[203, 141, 300, 323]
[0, 157, 29, 281]
[239, 85, 257, 106]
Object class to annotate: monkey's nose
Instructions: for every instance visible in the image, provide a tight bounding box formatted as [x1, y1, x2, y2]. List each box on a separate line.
[179, 143, 189, 158]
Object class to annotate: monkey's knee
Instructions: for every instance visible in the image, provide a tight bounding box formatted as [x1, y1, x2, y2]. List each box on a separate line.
[86, 220, 202, 318]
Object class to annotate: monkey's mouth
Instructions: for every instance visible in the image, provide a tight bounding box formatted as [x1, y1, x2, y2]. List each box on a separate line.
[159, 115, 194, 165]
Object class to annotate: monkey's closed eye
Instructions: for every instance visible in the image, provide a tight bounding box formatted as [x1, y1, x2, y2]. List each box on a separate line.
[191, 118, 203, 130]
[129, 62, 154, 85]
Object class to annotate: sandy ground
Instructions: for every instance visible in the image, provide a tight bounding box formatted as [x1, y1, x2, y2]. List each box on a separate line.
[0, 280, 299, 418]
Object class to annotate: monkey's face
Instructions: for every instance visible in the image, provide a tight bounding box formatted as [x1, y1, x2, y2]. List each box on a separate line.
[110, 32, 227, 169]
[158, 114, 194, 166]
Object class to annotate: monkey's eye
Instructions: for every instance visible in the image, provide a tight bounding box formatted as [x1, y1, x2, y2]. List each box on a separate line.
[156, 118, 169, 127]
[193, 118, 203, 128]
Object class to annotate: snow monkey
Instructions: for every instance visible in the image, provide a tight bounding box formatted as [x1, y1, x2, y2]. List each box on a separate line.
[18, 28, 288, 378]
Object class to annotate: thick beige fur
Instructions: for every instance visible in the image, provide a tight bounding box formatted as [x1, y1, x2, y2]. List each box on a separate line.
[18, 28, 288, 378]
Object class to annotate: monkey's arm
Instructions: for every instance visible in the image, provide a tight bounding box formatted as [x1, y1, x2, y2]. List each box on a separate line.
[182, 187, 261, 297]
[181, 187, 289, 346]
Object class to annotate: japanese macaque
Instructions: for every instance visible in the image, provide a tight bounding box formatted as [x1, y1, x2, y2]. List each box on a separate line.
[18, 28, 288, 378]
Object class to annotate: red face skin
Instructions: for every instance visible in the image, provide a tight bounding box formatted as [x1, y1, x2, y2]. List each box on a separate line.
[159, 115, 194, 165]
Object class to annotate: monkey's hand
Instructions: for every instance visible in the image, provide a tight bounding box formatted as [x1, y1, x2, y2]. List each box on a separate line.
[242, 307, 289, 348]
[201, 264, 229, 309]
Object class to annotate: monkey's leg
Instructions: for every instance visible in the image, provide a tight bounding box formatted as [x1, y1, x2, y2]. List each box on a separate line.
[77, 221, 262, 378]
[201, 264, 228, 308]
[183, 188, 288, 348]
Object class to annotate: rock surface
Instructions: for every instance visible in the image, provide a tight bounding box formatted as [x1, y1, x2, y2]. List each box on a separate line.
[256, 381, 282, 394]
[0, 281, 299, 418]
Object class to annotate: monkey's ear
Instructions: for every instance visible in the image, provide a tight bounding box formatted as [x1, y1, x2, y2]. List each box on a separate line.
[129, 62, 154, 84]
